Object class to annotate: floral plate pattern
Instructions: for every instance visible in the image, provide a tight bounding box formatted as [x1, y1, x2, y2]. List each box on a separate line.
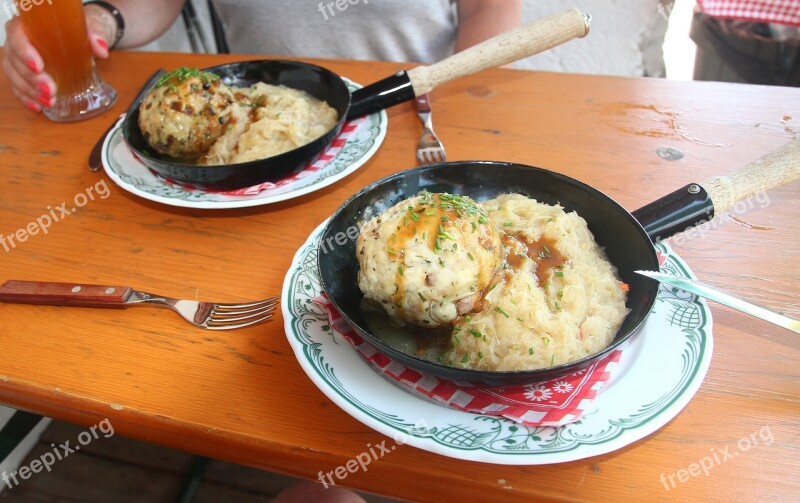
[282, 222, 713, 465]
[102, 79, 387, 209]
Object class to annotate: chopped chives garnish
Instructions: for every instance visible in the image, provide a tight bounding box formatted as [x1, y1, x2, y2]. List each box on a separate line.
[503, 222, 513, 227]
[467, 252, 474, 261]
[555, 270, 564, 277]
[398, 266, 404, 276]
[469, 329, 483, 338]
[528, 348, 534, 355]
[411, 212, 420, 222]
[461, 354, 470, 363]
[494, 306, 509, 318]
[418, 292, 426, 301]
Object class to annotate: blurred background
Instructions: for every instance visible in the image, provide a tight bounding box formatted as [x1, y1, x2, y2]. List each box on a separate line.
[0, 0, 695, 79]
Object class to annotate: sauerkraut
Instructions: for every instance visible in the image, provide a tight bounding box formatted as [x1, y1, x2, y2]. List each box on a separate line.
[221, 83, 338, 164]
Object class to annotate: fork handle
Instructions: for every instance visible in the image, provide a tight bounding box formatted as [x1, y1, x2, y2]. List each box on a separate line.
[416, 95, 431, 113]
[0, 280, 133, 308]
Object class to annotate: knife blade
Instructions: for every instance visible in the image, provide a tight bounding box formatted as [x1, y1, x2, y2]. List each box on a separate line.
[635, 270, 800, 334]
[87, 69, 165, 172]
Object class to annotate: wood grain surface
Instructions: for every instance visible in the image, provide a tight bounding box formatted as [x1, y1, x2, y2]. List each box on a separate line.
[0, 50, 798, 502]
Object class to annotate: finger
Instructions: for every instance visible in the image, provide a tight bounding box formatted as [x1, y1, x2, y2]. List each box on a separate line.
[89, 32, 110, 59]
[3, 49, 40, 104]
[9, 84, 42, 113]
[86, 13, 112, 59]
[4, 18, 44, 74]
[32, 73, 57, 108]
[4, 45, 55, 104]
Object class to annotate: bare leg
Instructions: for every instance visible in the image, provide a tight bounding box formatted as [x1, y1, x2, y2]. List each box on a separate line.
[273, 481, 368, 503]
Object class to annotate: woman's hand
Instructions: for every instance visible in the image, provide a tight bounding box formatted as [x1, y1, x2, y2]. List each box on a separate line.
[2, 10, 112, 112]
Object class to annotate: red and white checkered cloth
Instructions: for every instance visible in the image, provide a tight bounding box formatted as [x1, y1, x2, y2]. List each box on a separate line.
[311, 252, 670, 426]
[698, 0, 800, 26]
[313, 295, 625, 427]
[158, 117, 367, 195]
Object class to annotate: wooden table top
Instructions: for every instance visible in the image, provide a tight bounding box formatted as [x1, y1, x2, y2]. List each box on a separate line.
[0, 50, 798, 502]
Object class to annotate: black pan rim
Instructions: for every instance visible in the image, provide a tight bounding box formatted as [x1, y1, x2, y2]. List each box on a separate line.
[318, 161, 659, 384]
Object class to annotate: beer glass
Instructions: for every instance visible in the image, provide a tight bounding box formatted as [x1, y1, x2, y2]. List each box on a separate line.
[18, 0, 117, 122]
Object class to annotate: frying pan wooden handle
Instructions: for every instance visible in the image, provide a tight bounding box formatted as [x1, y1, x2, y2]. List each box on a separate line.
[701, 138, 800, 214]
[407, 9, 590, 96]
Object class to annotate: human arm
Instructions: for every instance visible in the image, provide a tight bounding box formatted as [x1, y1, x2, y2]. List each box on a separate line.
[454, 0, 522, 52]
[84, 0, 187, 51]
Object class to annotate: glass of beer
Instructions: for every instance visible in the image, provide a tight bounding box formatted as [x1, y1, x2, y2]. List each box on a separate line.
[18, 0, 117, 122]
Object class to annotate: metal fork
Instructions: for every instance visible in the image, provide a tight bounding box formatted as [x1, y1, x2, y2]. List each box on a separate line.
[0, 280, 277, 330]
[415, 94, 447, 165]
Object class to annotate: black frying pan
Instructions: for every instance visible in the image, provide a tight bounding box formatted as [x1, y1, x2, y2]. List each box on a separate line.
[317, 140, 799, 386]
[121, 10, 590, 190]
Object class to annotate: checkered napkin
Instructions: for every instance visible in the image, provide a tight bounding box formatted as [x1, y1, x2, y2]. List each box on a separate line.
[312, 295, 625, 427]
[698, 0, 800, 26]
[157, 117, 368, 195]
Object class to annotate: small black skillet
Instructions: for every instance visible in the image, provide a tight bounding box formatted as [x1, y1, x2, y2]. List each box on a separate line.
[317, 140, 799, 386]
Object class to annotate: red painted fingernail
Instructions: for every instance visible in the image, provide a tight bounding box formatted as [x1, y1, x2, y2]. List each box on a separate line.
[37, 94, 53, 108]
[38, 82, 51, 98]
[25, 58, 39, 73]
[24, 100, 41, 112]
[96, 37, 108, 51]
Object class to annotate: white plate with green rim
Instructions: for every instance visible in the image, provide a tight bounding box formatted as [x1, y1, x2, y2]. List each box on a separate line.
[102, 79, 387, 209]
[282, 221, 713, 464]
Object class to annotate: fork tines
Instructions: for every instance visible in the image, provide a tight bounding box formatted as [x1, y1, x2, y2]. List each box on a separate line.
[206, 297, 279, 330]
